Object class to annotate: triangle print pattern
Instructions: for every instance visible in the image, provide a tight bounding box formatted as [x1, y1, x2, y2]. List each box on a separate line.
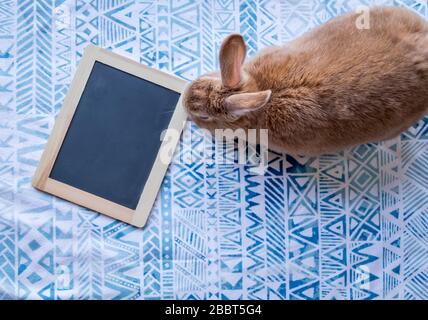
[0, 0, 428, 300]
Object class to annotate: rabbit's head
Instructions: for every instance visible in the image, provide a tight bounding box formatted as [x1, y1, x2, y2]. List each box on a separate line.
[183, 34, 271, 132]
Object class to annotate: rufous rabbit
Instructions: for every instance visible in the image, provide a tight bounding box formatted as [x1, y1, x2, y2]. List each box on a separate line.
[183, 6, 428, 155]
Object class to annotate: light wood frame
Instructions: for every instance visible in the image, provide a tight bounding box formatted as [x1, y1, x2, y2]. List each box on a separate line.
[32, 44, 188, 228]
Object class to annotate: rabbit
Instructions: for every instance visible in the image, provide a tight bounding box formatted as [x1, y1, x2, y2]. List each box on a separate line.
[182, 6, 428, 155]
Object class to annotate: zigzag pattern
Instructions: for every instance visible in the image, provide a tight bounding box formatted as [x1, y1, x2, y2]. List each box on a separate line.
[16, 0, 54, 114]
[0, 234, 15, 299]
[218, 163, 243, 300]
[258, 0, 281, 47]
[75, 0, 99, 58]
[212, 0, 237, 70]
[170, 0, 201, 80]
[347, 145, 381, 241]
[379, 139, 403, 299]
[402, 140, 428, 299]
[77, 212, 103, 299]
[139, 1, 157, 66]
[319, 153, 348, 299]
[172, 121, 207, 299]
[201, 0, 214, 73]
[142, 204, 161, 299]
[54, 200, 74, 299]
[264, 151, 286, 299]
[157, 0, 170, 71]
[286, 155, 320, 300]
[0, 0, 16, 300]
[243, 164, 266, 299]
[204, 133, 220, 299]
[161, 173, 174, 299]
[174, 209, 206, 297]
[240, 0, 257, 56]
[346, 144, 382, 299]
[173, 122, 205, 209]
[15, 115, 55, 300]
[53, 1, 73, 114]
[0, 0, 14, 35]
[103, 222, 141, 299]
[349, 242, 381, 299]
[1, 0, 428, 300]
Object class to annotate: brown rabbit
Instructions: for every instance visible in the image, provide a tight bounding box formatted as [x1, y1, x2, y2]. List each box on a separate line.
[183, 6, 428, 155]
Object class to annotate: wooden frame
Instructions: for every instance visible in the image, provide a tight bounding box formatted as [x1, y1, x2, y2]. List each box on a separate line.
[32, 44, 188, 228]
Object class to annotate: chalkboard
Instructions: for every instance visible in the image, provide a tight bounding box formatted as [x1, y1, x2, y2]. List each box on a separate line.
[50, 61, 180, 209]
[32, 45, 187, 227]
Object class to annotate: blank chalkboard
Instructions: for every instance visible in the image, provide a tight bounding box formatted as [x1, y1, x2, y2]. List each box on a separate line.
[50, 61, 180, 209]
[32, 45, 187, 227]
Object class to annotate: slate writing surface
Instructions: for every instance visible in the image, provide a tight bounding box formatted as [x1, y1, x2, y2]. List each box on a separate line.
[50, 61, 180, 210]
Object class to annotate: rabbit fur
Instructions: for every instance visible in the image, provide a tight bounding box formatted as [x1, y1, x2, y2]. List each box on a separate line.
[183, 6, 428, 155]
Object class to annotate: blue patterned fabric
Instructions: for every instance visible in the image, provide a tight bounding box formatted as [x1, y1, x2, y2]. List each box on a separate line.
[0, 0, 428, 300]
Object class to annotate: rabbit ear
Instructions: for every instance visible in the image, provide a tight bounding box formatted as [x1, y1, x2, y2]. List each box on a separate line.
[225, 90, 271, 117]
[219, 34, 247, 88]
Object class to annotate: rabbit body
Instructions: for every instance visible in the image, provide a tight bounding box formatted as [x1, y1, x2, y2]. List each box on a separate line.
[183, 7, 428, 155]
